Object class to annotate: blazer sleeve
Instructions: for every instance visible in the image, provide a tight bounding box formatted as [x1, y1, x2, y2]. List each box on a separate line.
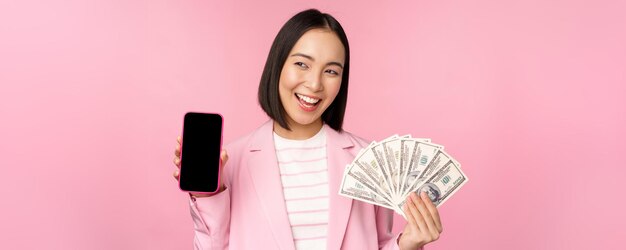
[188, 186, 231, 250]
[376, 205, 402, 250]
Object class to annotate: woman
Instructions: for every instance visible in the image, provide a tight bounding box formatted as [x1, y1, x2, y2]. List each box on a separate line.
[173, 9, 443, 250]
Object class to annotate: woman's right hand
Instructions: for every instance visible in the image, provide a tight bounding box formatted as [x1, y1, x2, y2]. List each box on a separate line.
[173, 135, 228, 198]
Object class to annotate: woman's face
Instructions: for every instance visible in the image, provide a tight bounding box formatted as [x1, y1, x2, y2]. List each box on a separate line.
[278, 28, 345, 127]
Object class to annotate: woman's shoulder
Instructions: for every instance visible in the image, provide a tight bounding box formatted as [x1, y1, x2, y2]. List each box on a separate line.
[223, 120, 273, 154]
[332, 127, 371, 150]
[223, 133, 253, 153]
[224, 125, 260, 150]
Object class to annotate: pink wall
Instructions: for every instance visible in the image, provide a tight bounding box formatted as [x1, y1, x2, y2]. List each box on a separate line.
[1, 0, 625, 249]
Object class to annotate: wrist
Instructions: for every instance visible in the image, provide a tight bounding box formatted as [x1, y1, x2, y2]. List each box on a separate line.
[189, 185, 225, 199]
[398, 233, 425, 250]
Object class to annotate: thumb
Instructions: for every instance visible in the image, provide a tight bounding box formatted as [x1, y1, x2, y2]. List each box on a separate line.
[220, 150, 229, 166]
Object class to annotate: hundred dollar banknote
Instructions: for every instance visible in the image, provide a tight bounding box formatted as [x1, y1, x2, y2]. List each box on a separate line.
[339, 164, 396, 210]
[399, 140, 444, 199]
[396, 156, 468, 209]
[352, 141, 395, 201]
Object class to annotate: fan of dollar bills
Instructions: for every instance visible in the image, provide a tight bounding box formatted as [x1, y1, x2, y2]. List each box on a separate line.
[339, 135, 468, 218]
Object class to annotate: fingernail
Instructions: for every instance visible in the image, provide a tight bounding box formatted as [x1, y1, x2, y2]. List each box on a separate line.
[421, 191, 427, 198]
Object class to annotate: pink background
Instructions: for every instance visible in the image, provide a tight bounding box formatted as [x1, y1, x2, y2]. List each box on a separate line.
[1, 0, 625, 249]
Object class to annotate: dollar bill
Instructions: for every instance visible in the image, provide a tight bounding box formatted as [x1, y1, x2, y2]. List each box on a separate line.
[371, 135, 410, 199]
[339, 165, 396, 210]
[370, 143, 396, 200]
[398, 137, 432, 198]
[398, 139, 416, 201]
[381, 138, 403, 197]
[350, 142, 395, 201]
[399, 140, 444, 198]
[396, 158, 468, 209]
[345, 161, 396, 203]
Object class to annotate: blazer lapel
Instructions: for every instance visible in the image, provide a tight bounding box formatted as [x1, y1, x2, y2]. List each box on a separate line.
[325, 125, 356, 250]
[246, 121, 296, 250]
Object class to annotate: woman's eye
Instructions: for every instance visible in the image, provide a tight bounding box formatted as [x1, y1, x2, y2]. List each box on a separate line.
[295, 62, 308, 69]
[325, 69, 339, 75]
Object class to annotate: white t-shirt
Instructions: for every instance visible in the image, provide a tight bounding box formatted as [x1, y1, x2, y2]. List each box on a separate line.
[273, 127, 329, 250]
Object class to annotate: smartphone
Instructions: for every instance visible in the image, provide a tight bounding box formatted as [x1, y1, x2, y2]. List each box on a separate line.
[179, 112, 223, 193]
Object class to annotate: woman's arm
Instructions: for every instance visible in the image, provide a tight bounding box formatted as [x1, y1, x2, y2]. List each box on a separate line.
[174, 136, 232, 250]
[189, 187, 231, 250]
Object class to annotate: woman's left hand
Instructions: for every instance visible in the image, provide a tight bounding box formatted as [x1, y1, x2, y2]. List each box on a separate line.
[398, 191, 443, 250]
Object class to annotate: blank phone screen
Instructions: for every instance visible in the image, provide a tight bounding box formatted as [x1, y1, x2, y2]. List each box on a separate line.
[179, 112, 222, 192]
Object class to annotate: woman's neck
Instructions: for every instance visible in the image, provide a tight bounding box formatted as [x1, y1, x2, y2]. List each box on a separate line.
[273, 119, 323, 140]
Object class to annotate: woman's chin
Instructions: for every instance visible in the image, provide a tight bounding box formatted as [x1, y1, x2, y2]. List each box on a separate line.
[289, 115, 322, 127]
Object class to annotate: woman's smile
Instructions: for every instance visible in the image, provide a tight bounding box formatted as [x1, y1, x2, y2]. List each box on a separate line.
[295, 93, 321, 111]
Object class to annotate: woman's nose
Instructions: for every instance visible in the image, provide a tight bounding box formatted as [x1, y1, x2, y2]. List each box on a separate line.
[304, 72, 323, 91]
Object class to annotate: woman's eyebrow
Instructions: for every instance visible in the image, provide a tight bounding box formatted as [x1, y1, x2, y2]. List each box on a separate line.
[290, 53, 344, 69]
[326, 61, 344, 69]
[291, 53, 314, 61]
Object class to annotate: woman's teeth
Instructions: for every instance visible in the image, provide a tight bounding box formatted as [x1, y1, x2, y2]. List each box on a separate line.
[296, 93, 320, 104]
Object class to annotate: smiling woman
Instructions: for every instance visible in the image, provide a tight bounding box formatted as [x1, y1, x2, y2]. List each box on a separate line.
[257, 9, 351, 139]
[172, 9, 442, 250]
